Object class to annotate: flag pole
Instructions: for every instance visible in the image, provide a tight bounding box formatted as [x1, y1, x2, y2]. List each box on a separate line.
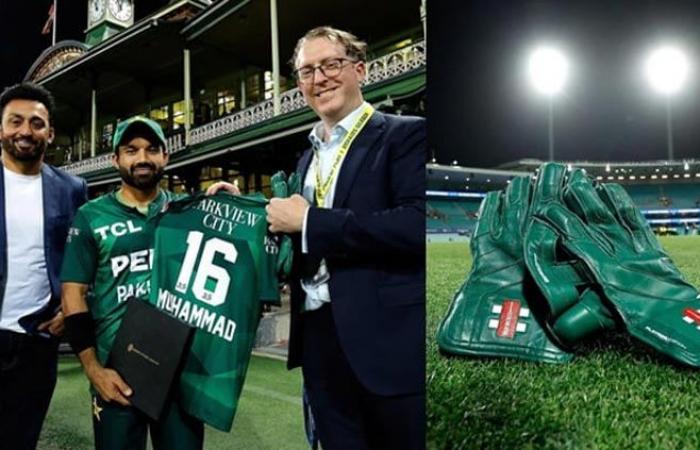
[52, 0, 57, 46]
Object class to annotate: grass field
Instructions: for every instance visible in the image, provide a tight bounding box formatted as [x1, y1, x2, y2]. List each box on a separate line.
[427, 237, 700, 450]
[38, 355, 307, 450]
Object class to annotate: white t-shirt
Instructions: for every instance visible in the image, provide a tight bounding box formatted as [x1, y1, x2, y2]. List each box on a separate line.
[0, 167, 51, 333]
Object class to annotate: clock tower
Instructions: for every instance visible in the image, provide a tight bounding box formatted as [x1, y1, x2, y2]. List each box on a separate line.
[86, 0, 135, 46]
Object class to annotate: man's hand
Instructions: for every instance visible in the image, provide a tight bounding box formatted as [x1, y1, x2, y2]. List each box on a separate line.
[85, 362, 132, 406]
[38, 311, 65, 336]
[206, 181, 241, 196]
[266, 194, 309, 233]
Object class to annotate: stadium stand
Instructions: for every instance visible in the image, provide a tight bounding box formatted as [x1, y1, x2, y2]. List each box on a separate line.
[625, 184, 700, 209]
[427, 198, 480, 235]
[427, 159, 700, 237]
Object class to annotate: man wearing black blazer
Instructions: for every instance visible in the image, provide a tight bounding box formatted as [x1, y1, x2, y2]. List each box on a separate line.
[0, 82, 87, 450]
[267, 27, 425, 450]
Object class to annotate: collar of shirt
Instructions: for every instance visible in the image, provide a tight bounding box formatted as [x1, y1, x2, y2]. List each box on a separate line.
[307, 101, 370, 151]
[113, 189, 168, 216]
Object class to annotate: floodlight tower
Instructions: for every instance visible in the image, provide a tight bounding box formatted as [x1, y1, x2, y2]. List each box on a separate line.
[645, 46, 689, 161]
[528, 46, 569, 161]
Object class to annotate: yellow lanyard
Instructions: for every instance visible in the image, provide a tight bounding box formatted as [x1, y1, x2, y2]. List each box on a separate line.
[314, 104, 374, 207]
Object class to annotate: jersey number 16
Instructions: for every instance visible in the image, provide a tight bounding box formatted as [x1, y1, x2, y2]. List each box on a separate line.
[175, 231, 237, 306]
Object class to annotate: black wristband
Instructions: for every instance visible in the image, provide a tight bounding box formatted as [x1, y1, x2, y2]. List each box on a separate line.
[64, 312, 95, 354]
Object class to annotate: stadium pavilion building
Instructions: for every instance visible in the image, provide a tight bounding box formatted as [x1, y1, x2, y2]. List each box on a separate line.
[25, 0, 426, 350]
[26, 0, 426, 196]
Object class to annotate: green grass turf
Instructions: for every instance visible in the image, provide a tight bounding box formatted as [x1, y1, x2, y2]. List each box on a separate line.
[38, 355, 308, 450]
[427, 237, 700, 450]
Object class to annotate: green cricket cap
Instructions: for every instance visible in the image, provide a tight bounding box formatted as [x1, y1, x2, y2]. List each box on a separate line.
[112, 116, 167, 153]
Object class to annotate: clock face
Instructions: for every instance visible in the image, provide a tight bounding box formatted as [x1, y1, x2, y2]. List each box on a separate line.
[89, 0, 105, 24]
[108, 0, 133, 22]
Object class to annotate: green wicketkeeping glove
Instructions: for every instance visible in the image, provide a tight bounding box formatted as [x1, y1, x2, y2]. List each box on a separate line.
[269, 170, 294, 278]
[287, 172, 301, 196]
[524, 164, 617, 347]
[528, 164, 700, 367]
[437, 175, 572, 363]
[271, 171, 289, 198]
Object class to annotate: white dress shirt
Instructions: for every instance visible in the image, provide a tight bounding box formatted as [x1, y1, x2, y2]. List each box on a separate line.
[301, 101, 371, 311]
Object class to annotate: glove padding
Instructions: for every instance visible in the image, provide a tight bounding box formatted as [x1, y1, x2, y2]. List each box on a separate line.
[524, 163, 617, 347]
[437, 175, 572, 363]
[287, 172, 301, 196]
[527, 163, 700, 367]
[271, 171, 289, 198]
[269, 171, 294, 278]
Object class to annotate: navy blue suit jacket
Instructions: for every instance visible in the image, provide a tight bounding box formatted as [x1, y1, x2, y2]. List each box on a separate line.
[287, 111, 426, 397]
[0, 164, 87, 334]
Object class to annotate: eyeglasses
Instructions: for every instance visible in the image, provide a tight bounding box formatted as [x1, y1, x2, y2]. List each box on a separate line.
[294, 58, 358, 83]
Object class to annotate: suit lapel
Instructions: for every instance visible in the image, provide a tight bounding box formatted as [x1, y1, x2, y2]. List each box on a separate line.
[0, 165, 5, 247]
[332, 111, 385, 208]
[297, 148, 314, 184]
[41, 165, 58, 219]
[0, 166, 5, 309]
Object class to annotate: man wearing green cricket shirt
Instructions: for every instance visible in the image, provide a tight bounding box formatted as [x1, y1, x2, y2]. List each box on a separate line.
[60, 117, 236, 450]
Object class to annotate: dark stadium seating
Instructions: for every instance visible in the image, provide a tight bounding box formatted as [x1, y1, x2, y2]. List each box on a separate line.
[427, 184, 700, 237]
[427, 198, 481, 235]
[624, 183, 700, 209]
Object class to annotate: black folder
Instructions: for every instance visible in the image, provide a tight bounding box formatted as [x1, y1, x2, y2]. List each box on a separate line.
[108, 298, 193, 420]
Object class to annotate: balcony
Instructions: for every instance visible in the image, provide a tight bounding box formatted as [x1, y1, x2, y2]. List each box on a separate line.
[61, 40, 426, 177]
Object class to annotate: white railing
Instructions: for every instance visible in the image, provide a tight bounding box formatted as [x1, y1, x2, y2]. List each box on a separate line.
[64, 40, 426, 176]
[64, 153, 113, 174]
[365, 41, 426, 84]
[62, 132, 186, 174]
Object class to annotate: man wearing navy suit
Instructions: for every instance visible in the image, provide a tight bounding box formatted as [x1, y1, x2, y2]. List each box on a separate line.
[0, 82, 87, 450]
[267, 27, 425, 450]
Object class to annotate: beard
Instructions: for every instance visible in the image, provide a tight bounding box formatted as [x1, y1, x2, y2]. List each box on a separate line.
[118, 162, 164, 190]
[1, 136, 46, 162]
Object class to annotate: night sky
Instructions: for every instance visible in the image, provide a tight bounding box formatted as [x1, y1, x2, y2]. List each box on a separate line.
[7, 1, 700, 168]
[0, 0, 170, 88]
[429, 0, 700, 167]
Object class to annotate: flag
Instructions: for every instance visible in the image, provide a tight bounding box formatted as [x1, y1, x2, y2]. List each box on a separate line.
[41, 3, 55, 35]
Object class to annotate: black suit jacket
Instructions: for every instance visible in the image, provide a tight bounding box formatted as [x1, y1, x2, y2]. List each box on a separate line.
[287, 111, 426, 396]
[0, 164, 87, 334]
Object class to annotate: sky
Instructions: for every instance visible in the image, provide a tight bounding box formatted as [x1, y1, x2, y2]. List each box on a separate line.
[0, 0, 169, 88]
[429, 0, 700, 167]
[6, 1, 700, 168]
[0, 1, 81, 88]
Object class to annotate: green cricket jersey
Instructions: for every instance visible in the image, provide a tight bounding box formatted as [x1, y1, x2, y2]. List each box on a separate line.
[148, 193, 272, 431]
[60, 190, 177, 365]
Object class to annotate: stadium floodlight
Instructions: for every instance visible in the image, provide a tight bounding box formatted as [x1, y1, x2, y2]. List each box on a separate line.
[644, 45, 690, 161]
[527, 46, 569, 162]
[528, 47, 569, 96]
[645, 46, 689, 95]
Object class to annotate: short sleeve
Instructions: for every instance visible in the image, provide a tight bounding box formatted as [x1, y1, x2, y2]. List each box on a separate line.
[60, 209, 98, 284]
